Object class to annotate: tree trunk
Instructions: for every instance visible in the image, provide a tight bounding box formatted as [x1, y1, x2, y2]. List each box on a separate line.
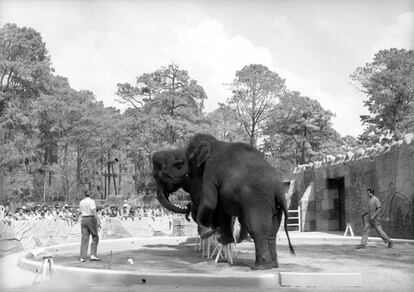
[65, 177, 69, 203]
[118, 151, 122, 197]
[76, 143, 82, 200]
[50, 174, 53, 201]
[0, 165, 3, 202]
[107, 149, 111, 197]
[133, 156, 139, 195]
[100, 139, 104, 199]
[104, 171, 107, 199]
[111, 162, 117, 196]
[43, 169, 47, 203]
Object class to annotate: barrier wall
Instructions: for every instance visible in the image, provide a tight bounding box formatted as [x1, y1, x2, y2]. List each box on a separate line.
[0, 216, 198, 257]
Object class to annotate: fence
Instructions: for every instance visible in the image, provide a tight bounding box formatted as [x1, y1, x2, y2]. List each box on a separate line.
[280, 206, 302, 232]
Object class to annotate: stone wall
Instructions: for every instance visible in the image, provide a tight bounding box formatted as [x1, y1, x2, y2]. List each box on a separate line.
[288, 133, 414, 239]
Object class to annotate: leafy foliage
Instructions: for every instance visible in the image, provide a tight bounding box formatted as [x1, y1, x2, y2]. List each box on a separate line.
[206, 103, 248, 143]
[116, 63, 213, 203]
[351, 48, 414, 143]
[116, 63, 209, 146]
[0, 23, 51, 115]
[263, 91, 340, 165]
[227, 64, 286, 146]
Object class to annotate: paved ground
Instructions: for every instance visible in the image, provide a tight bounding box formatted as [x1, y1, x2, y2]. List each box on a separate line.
[1, 232, 414, 292]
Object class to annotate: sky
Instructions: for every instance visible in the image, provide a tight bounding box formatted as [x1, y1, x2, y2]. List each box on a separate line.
[1, 0, 413, 137]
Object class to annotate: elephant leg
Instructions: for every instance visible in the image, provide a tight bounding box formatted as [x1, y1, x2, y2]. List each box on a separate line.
[218, 211, 234, 245]
[246, 209, 274, 270]
[198, 209, 220, 239]
[198, 224, 215, 239]
[269, 208, 283, 268]
[237, 218, 249, 243]
[197, 181, 218, 227]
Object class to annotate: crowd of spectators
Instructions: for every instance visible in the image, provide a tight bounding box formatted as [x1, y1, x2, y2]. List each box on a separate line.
[0, 200, 184, 227]
[97, 201, 174, 223]
[0, 204, 78, 226]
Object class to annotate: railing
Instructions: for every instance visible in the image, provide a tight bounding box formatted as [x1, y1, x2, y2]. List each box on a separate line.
[280, 206, 301, 232]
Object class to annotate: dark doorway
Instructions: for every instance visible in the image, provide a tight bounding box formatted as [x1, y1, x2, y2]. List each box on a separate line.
[327, 177, 346, 231]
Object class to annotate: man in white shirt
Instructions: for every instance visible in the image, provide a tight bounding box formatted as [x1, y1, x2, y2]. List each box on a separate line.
[79, 190, 101, 262]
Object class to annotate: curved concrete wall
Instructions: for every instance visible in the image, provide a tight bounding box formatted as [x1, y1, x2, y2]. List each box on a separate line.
[0, 216, 197, 257]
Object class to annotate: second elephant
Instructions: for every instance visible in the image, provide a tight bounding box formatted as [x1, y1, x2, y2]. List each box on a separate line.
[152, 149, 247, 242]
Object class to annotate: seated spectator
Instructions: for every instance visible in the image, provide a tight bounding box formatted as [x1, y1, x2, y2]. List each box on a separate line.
[17, 207, 29, 220]
[34, 209, 43, 220]
[120, 200, 134, 221]
[27, 209, 38, 221]
[110, 206, 119, 218]
[63, 204, 74, 226]
[44, 209, 54, 220]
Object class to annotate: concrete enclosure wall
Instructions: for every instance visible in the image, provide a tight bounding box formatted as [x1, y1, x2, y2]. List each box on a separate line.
[0, 217, 197, 257]
[288, 134, 414, 239]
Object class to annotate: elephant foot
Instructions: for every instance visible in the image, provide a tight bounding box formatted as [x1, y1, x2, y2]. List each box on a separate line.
[199, 226, 215, 239]
[218, 234, 235, 245]
[236, 232, 249, 243]
[251, 262, 276, 271]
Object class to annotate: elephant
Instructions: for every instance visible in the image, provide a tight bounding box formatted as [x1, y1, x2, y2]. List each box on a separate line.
[152, 149, 191, 215]
[185, 133, 295, 270]
[152, 149, 248, 242]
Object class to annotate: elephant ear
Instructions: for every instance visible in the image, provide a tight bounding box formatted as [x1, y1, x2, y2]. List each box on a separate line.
[195, 141, 211, 167]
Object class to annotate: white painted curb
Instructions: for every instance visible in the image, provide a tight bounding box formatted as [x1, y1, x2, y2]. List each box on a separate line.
[18, 256, 277, 287]
[279, 272, 362, 287]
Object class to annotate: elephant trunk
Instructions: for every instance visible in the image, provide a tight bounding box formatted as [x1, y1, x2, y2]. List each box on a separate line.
[156, 187, 190, 214]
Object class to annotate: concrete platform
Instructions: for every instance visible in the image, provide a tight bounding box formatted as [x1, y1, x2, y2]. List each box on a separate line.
[279, 272, 362, 287]
[11, 233, 414, 290]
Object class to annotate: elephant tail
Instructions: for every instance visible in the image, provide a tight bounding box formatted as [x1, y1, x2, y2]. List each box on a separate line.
[280, 198, 296, 256]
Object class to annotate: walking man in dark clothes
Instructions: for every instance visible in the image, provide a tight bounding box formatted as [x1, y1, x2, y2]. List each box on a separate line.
[356, 188, 393, 249]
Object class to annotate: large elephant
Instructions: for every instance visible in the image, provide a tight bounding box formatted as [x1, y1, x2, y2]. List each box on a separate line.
[152, 149, 247, 242]
[185, 133, 295, 270]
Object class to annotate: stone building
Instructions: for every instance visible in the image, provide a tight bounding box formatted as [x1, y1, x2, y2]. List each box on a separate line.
[287, 133, 414, 239]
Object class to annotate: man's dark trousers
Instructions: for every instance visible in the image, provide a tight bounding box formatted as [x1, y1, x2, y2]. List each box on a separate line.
[80, 216, 99, 258]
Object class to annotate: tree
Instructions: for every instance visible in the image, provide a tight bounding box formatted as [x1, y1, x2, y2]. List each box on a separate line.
[116, 64, 211, 201]
[116, 63, 209, 146]
[227, 64, 286, 146]
[0, 23, 51, 202]
[264, 91, 338, 165]
[351, 48, 414, 143]
[207, 103, 248, 142]
[0, 23, 51, 115]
